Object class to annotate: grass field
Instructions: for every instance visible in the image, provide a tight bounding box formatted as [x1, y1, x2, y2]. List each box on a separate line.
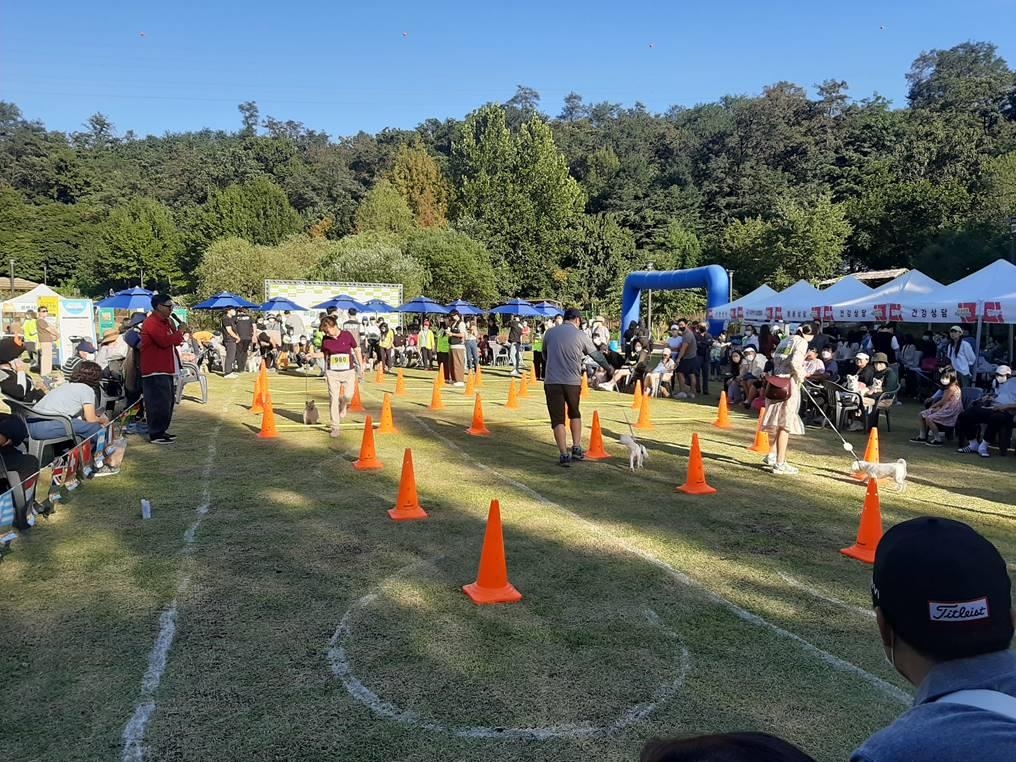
[2, 365, 1014, 762]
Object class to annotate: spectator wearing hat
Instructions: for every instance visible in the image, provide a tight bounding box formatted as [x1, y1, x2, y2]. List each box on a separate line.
[95, 328, 128, 371]
[61, 338, 97, 376]
[853, 517, 1016, 762]
[736, 345, 767, 406]
[852, 352, 875, 387]
[0, 337, 44, 402]
[946, 325, 977, 387]
[140, 294, 188, 445]
[956, 366, 1016, 457]
[849, 352, 899, 431]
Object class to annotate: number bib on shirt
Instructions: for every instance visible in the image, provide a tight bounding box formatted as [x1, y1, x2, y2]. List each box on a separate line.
[329, 353, 351, 371]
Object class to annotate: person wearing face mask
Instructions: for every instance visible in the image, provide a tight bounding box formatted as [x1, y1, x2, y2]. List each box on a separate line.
[741, 325, 758, 350]
[61, 338, 97, 376]
[818, 347, 838, 379]
[0, 337, 44, 402]
[912, 369, 962, 446]
[220, 308, 241, 378]
[852, 517, 1016, 762]
[956, 366, 1016, 458]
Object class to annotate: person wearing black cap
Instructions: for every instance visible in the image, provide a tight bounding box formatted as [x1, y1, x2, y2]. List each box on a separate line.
[853, 517, 1016, 761]
[541, 307, 612, 467]
[60, 338, 97, 376]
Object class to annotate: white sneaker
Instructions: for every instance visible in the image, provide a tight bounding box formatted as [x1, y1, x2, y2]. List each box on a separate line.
[957, 444, 977, 453]
[977, 442, 990, 458]
[224, 372, 239, 379]
[772, 462, 800, 475]
[761, 453, 776, 467]
[453, 382, 465, 387]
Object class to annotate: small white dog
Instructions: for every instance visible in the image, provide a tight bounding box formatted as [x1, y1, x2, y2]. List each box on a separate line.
[851, 458, 908, 492]
[619, 434, 648, 471]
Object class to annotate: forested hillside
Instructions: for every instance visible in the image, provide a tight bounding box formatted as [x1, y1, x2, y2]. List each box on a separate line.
[2, 40, 1014, 312]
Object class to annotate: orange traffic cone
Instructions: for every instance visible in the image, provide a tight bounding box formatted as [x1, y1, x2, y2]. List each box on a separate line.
[840, 479, 883, 564]
[257, 400, 279, 440]
[747, 406, 771, 454]
[374, 366, 384, 384]
[428, 375, 444, 410]
[251, 363, 267, 414]
[378, 393, 398, 434]
[475, 365, 484, 388]
[585, 410, 610, 460]
[631, 380, 643, 409]
[349, 379, 366, 413]
[634, 393, 654, 431]
[437, 363, 446, 388]
[712, 393, 733, 429]
[676, 433, 717, 495]
[465, 370, 476, 396]
[505, 379, 520, 410]
[466, 394, 490, 436]
[530, 365, 537, 384]
[463, 499, 522, 605]
[388, 449, 427, 521]
[518, 373, 529, 398]
[580, 373, 590, 399]
[394, 368, 407, 396]
[853, 428, 881, 480]
[353, 416, 383, 471]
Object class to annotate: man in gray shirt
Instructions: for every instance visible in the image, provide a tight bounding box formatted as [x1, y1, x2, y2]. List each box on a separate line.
[853, 517, 1016, 762]
[542, 307, 611, 467]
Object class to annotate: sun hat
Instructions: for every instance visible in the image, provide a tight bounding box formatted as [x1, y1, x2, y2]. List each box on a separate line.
[995, 365, 1011, 376]
[855, 352, 870, 362]
[669, 324, 680, 331]
[99, 328, 121, 344]
[871, 352, 889, 364]
[76, 339, 97, 354]
[873, 517, 1013, 661]
[949, 325, 962, 333]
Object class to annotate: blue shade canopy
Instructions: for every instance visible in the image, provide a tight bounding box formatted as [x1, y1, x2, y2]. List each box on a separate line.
[532, 301, 564, 318]
[192, 292, 259, 310]
[445, 299, 484, 316]
[397, 296, 449, 314]
[258, 296, 308, 312]
[311, 294, 368, 312]
[361, 298, 397, 313]
[96, 287, 156, 311]
[489, 298, 542, 317]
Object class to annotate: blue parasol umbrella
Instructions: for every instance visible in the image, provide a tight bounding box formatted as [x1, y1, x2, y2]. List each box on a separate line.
[312, 294, 368, 312]
[361, 298, 397, 313]
[532, 301, 564, 318]
[489, 298, 542, 317]
[397, 296, 449, 314]
[258, 296, 308, 312]
[445, 299, 484, 316]
[192, 292, 259, 310]
[95, 287, 156, 311]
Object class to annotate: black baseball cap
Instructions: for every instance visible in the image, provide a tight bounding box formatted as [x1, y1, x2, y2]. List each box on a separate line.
[872, 517, 1013, 661]
[563, 307, 582, 321]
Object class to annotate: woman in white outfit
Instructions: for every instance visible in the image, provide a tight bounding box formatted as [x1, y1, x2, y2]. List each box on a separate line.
[945, 325, 977, 387]
[760, 323, 814, 475]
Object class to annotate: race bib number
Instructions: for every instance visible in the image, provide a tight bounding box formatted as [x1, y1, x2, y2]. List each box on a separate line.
[329, 354, 351, 371]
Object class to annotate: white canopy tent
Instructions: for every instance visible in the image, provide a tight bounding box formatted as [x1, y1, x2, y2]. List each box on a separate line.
[745, 279, 823, 324]
[1, 284, 97, 363]
[707, 284, 777, 323]
[827, 270, 944, 324]
[809, 275, 873, 323]
[2, 284, 62, 312]
[893, 259, 1016, 325]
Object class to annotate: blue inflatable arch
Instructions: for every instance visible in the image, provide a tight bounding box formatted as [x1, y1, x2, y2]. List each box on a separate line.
[620, 265, 730, 337]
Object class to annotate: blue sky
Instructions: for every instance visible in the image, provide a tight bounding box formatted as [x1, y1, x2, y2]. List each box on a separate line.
[1, 0, 1013, 139]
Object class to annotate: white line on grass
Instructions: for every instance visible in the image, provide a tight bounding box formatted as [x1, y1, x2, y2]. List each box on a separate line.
[777, 572, 876, 620]
[121, 397, 231, 762]
[328, 560, 691, 740]
[407, 412, 910, 706]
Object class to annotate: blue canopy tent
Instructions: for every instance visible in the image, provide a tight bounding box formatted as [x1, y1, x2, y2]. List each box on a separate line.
[361, 298, 398, 313]
[489, 298, 542, 318]
[312, 295, 368, 312]
[95, 287, 155, 311]
[445, 299, 484, 316]
[258, 296, 308, 312]
[397, 296, 449, 314]
[532, 301, 564, 318]
[192, 292, 259, 310]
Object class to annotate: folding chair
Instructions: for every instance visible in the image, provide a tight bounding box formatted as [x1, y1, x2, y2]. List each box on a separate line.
[175, 362, 208, 405]
[824, 380, 863, 431]
[866, 386, 900, 432]
[3, 397, 80, 463]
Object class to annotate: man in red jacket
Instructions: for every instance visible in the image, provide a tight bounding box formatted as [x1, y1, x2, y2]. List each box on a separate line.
[140, 293, 189, 445]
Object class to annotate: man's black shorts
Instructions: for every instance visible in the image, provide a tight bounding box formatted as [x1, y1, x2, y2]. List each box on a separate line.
[677, 357, 700, 376]
[544, 383, 581, 428]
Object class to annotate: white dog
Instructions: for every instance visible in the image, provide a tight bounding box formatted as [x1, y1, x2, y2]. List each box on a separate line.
[851, 458, 908, 492]
[619, 434, 648, 471]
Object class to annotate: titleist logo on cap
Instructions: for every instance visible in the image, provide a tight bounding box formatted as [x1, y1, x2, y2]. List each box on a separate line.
[928, 598, 990, 622]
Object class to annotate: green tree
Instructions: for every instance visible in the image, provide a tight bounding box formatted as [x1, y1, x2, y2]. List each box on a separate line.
[194, 177, 303, 249]
[86, 197, 185, 293]
[194, 234, 331, 301]
[354, 178, 415, 234]
[390, 143, 450, 227]
[403, 229, 497, 304]
[558, 213, 635, 312]
[906, 41, 1015, 115]
[312, 233, 426, 298]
